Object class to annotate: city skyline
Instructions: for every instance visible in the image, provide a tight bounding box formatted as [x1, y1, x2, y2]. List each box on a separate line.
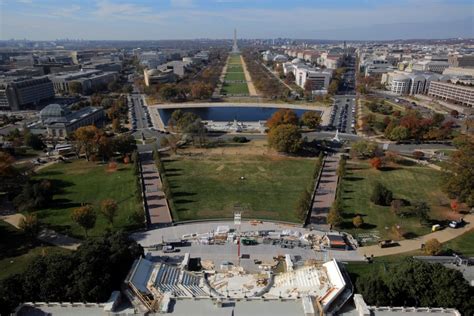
[1, 0, 473, 40]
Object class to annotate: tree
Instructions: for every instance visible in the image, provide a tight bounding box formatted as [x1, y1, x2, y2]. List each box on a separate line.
[300, 111, 321, 129]
[352, 215, 364, 228]
[190, 82, 213, 99]
[285, 72, 295, 84]
[268, 124, 302, 153]
[370, 182, 393, 206]
[357, 258, 474, 315]
[389, 126, 409, 142]
[370, 157, 382, 170]
[100, 199, 118, 226]
[411, 201, 430, 225]
[23, 130, 44, 150]
[296, 190, 312, 222]
[336, 158, 346, 177]
[112, 134, 136, 158]
[69, 81, 82, 94]
[443, 136, 474, 207]
[390, 199, 403, 216]
[74, 125, 100, 161]
[19, 214, 40, 239]
[267, 109, 299, 129]
[327, 204, 343, 227]
[350, 140, 379, 159]
[71, 205, 96, 237]
[424, 238, 442, 255]
[112, 118, 121, 132]
[107, 80, 121, 92]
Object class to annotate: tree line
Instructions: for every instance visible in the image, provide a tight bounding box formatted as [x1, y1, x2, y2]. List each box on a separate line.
[0, 232, 143, 315]
[356, 258, 474, 315]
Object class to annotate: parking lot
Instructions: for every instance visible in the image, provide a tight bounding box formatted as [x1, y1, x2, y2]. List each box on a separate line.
[329, 95, 357, 134]
[128, 93, 152, 132]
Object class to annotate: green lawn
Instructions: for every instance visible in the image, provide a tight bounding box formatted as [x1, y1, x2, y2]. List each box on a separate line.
[228, 55, 242, 64]
[442, 230, 474, 256]
[225, 72, 246, 81]
[164, 155, 315, 222]
[227, 65, 244, 72]
[341, 159, 450, 241]
[33, 160, 141, 238]
[0, 220, 70, 280]
[222, 82, 249, 95]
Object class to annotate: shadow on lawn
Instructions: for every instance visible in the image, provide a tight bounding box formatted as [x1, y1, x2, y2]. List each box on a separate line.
[344, 176, 364, 182]
[37, 170, 63, 177]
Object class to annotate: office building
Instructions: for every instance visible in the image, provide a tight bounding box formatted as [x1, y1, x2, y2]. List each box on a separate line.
[49, 69, 118, 95]
[295, 68, 332, 94]
[448, 54, 474, 68]
[427, 81, 474, 108]
[412, 60, 450, 74]
[0, 76, 55, 111]
[381, 71, 450, 95]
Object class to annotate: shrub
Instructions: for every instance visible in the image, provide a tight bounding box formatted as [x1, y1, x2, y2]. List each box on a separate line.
[424, 238, 442, 255]
[370, 182, 393, 206]
[352, 215, 364, 228]
[232, 136, 249, 143]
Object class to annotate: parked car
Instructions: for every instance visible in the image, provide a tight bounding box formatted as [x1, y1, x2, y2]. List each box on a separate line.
[163, 245, 179, 253]
[449, 218, 464, 229]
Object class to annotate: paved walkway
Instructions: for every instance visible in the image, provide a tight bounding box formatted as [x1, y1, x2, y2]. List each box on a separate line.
[240, 55, 258, 96]
[358, 214, 474, 257]
[309, 155, 340, 230]
[139, 152, 173, 226]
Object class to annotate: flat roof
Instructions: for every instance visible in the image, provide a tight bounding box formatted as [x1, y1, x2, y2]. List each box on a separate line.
[169, 298, 304, 316]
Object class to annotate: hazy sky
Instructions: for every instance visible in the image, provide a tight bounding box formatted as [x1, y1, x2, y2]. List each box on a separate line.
[1, 0, 473, 40]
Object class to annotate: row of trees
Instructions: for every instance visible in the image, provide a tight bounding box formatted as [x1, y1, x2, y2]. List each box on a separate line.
[357, 258, 474, 315]
[142, 49, 228, 102]
[242, 49, 290, 99]
[0, 232, 143, 314]
[327, 157, 346, 227]
[295, 153, 324, 222]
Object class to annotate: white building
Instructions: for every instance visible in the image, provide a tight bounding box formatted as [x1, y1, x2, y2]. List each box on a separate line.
[381, 71, 450, 95]
[295, 68, 332, 94]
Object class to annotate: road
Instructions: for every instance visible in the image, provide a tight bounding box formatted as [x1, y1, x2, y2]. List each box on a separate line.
[358, 213, 474, 257]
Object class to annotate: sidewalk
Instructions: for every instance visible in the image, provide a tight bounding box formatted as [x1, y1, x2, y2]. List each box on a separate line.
[240, 55, 258, 96]
[309, 155, 340, 230]
[358, 213, 474, 257]
[139, 152, 173, 226]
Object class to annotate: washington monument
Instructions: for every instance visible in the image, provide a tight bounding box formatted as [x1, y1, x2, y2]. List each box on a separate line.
[232, 28, 239, 53]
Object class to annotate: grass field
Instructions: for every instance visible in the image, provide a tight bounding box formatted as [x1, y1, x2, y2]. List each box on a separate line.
[228, 55, 242, 64]
[221, 53, 249, 96]
[33, 160, 141, 238]
[442, 230, 474, 256]
[341, 159, 451, 241]
[225, 72, 246, 81]
[164, 154, 315, 222]
[222, 82, 249, 95]
[0, 221, 69, 280]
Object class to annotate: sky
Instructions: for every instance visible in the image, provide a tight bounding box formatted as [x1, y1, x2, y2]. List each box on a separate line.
[0, 0, 473, 40]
